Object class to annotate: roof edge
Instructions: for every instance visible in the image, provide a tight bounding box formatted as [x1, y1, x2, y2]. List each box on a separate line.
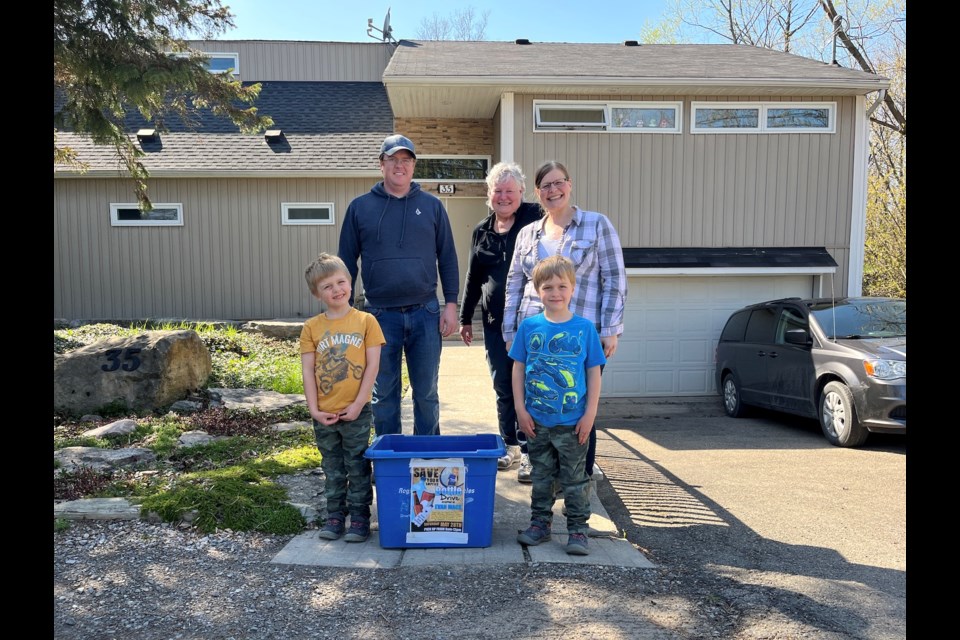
[383, 75, 889, 92]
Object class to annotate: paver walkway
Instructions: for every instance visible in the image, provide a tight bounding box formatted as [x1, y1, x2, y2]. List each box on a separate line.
[271, 342, 654, 569]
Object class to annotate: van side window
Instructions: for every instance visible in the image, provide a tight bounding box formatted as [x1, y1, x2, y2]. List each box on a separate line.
[776, 308, 808, 344]
[719, 310, 750, 342]
[744, 307, 778, 343]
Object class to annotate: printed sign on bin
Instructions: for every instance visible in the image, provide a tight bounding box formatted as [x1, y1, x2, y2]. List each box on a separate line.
[408, 458, 467, 544]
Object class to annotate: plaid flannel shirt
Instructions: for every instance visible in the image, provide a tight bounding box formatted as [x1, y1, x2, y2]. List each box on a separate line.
[502, 206, 627, 343]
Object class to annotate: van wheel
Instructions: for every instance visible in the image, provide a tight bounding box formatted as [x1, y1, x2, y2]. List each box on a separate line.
[722, 373, 749, 418]
[819, 381, 868, 447]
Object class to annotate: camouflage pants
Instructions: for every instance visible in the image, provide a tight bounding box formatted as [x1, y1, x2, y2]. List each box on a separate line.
[313, 404, 373, 519]
[526, 422, 590, 533]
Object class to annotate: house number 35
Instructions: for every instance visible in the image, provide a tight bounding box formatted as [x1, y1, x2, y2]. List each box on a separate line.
[101, 348, 142, 372]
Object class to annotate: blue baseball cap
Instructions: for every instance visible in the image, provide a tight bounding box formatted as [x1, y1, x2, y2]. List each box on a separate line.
[380, 134, 416, 159]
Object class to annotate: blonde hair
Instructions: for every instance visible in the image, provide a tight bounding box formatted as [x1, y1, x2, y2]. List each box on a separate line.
[304, 253, 350, 295]
[532, 255, 576, 291]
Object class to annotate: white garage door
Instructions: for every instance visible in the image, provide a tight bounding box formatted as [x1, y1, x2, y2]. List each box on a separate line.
[603, 275, 814, 397]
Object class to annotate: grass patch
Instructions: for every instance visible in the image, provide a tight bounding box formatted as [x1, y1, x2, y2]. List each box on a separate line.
[54, 518, 71, 533]
[52, 322, 387, 534]
[138, 465, 306, 534]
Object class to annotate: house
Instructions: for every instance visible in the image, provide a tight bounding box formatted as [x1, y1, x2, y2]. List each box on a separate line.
[53, 38, 888, 398]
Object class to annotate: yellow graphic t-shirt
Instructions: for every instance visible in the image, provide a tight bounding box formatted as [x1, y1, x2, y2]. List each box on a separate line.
[299, 308, 386, 413]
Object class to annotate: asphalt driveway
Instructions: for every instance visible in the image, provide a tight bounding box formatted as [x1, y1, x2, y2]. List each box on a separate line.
[594, 405, 906, 638]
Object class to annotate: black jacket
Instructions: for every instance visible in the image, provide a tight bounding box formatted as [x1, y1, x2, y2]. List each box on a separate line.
[459, 202, 542, 327]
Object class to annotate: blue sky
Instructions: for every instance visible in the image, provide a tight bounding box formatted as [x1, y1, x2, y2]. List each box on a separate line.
[217, 1, 671, 43]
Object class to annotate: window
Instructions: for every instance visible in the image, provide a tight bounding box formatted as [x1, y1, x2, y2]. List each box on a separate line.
[110, 203, 183, 227]
[744, 307, 778, 343]
[171, 51, 239, 75]
[534, 101, 681, 133]
[414, 156, 490, 182]
[692, 102, 835, 133]
[776, 307, 808, 344]
[281, 203, 335, 226]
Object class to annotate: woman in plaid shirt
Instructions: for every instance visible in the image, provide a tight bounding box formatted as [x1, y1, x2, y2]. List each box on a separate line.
[503, 160, 627, 483]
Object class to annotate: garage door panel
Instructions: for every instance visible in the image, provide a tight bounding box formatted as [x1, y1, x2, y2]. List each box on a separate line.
[679, 370, 710, 394]
[603, 275, 812, 397]
[679, 339, 710, 363]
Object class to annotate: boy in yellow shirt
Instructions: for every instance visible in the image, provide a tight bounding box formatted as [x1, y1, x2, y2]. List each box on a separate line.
[300, 253, 386, 542]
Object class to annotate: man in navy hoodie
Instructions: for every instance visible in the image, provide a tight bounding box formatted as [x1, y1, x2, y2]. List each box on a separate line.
[339, 134, 459, 436]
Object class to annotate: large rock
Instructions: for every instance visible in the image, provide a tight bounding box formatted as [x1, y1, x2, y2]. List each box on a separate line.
[54, 330, 211, 415]
[54, 446, 156, 472]
[240, 319, 303, 340]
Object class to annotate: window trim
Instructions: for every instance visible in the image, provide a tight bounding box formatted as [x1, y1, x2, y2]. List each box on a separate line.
[110, 203, 184, 227]
[607, 101, 683, 133]
[534, 100, 682, 133]
[691, 101, 836, 134]
[414, 155, 491, 183]
[172, 51, 240, 75]
[281, 202, 335, 226]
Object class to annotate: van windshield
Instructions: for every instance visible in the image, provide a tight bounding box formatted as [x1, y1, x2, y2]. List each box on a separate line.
[809, 300, 906, 339]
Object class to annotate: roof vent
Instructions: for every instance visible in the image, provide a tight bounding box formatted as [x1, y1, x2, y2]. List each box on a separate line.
[264, 129, 284, 142]
[624, 40, 640, 46]
[136, 128, 158, 142]
[515, 38, 531, 45]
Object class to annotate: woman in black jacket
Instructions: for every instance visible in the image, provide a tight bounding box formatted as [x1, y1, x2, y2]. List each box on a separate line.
[459, 162, 542, 482]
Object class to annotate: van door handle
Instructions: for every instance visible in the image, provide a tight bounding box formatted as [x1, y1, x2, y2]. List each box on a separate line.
[768, 351, 779, 358]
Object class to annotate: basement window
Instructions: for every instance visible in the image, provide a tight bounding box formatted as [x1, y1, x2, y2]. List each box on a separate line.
[281, 203, 335, 226]
[110, 203, 183, 227]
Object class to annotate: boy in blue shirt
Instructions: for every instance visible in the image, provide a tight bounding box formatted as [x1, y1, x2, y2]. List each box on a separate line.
[508, 255, 606, 555]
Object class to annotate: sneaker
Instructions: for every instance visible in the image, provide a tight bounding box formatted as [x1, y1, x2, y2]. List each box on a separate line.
[498, 445, 521, 470]
[566, 532, 590, 555]
[343, 515, 370, 543]
[517, 454, 533, 484]
[517, 521, 552, 546]
[318, 513, 346, 540]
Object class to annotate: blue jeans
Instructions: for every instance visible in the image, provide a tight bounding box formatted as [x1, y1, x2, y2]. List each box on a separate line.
[366, 301, 442, 436]
[483, 319, 526, 452]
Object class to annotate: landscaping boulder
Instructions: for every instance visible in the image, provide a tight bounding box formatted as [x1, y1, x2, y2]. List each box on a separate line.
[55, 446, 156, 472]
[240, 319, 303, 340]
[54, 330, 211, 415]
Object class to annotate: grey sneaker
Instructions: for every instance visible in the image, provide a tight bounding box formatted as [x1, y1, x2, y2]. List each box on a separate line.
[517, 520, 552, 546]
[318, 513, 346, 540]
[566, 532, 590, 555]
[343, 515, 370, 543]
[498, 445, 521, 470]
[517, 453, 533, 484]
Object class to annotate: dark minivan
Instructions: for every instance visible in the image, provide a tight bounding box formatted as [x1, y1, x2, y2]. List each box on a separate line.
[715, 297, 906, 447]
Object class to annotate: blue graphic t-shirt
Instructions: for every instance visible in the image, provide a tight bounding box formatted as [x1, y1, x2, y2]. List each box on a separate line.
[508, 313, 606, 427]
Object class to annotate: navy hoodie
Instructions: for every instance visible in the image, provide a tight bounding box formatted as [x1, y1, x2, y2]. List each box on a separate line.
[339, 181, 459, 308]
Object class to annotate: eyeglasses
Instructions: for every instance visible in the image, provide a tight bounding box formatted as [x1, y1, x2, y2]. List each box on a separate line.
[383, 157, 415, 166]
[538, 178, 568, 192]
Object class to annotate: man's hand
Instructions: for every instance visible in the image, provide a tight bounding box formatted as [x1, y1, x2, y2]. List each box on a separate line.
[601, 334, 619, 359]
[439, 303, 458, 337]
[459, 324, 473, 346]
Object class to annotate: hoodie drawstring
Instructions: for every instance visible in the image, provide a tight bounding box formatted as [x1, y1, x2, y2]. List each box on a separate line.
[376, 193, 410, 248]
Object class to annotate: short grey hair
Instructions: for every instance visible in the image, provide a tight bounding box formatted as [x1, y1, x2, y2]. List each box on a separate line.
[485, 162, 527, 209]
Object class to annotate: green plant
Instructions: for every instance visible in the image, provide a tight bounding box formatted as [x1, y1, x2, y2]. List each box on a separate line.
[138, 465, 306, 534]
[54, 518, 71, 533]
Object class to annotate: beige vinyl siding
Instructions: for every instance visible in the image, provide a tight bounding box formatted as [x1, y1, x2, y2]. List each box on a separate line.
[54, 177, 380, 320]
[514, 95, 855, 291]
[188, 40, 392, 82]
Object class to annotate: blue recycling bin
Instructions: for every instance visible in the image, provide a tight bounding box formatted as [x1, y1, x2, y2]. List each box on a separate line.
[365, 434, 505, 548]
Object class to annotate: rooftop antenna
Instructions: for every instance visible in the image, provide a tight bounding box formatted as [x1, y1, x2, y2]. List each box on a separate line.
[367, 7, 397, 44]
[830, 12, 848, 66]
